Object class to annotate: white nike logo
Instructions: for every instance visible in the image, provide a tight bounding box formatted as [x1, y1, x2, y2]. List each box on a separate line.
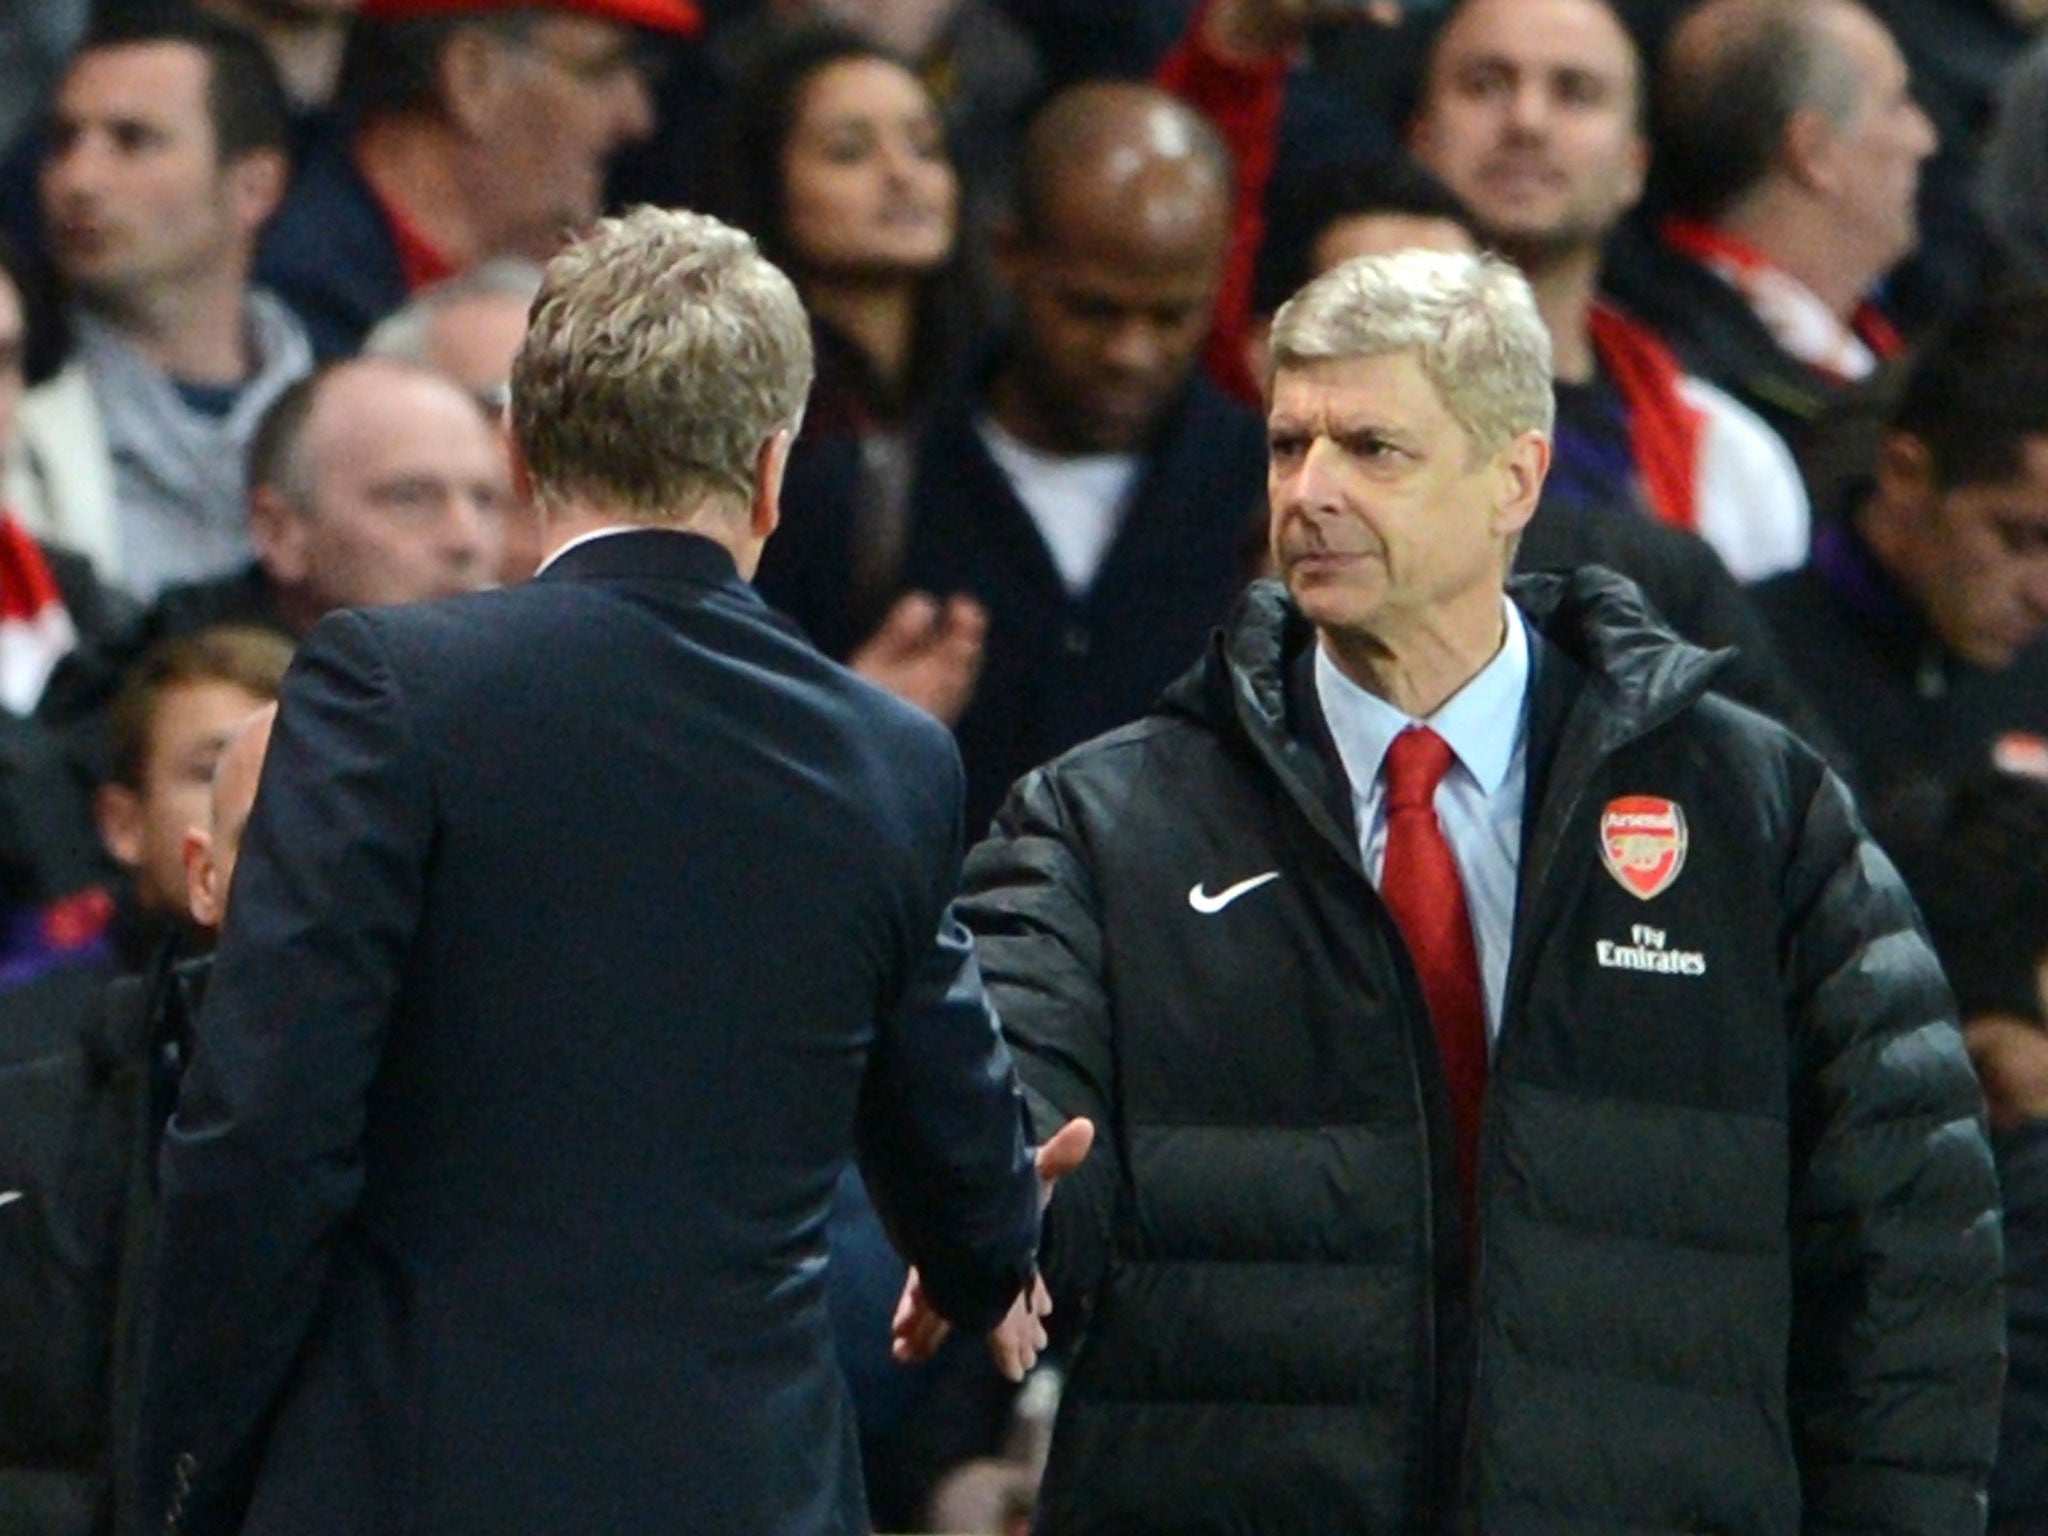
[1187, 871, 1281, 914]
[0, 1191, 21, 1209]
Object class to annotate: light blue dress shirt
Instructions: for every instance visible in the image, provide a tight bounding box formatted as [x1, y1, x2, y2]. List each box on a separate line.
[1314, 598, 1532, 1043]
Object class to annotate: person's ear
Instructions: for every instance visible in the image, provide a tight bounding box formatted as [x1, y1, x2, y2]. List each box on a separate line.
[95, 782, 145, 872]
[1242, 321, 1273, 402]
[505, 423, 535, 505]
[226, 147, 289, 237]
[249, 483, 312, 586]
[1781, 105, 1838, 196]
[184, 826, 222, 930]
[1491, 430, 1551, 540]
[1875, 430, 1933, 536]
[1621, 124, 1650, 211]
[750, 427, 792, 544]
[438, 23, 516, 140]
[1875, 431, 1939, 504]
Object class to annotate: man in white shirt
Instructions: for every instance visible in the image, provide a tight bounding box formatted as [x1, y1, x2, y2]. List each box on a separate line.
[758, 81, 1270, 834]
[1409, 0, 1811, 579]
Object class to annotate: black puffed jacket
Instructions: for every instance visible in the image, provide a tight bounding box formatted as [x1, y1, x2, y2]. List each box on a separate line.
[960, 569, 2003, 1535]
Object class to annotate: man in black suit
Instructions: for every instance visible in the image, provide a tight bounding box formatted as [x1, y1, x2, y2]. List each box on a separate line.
[133, 205, 1062, 1536]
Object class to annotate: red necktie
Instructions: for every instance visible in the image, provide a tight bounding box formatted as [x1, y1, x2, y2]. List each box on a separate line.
[1379, 727, 1488, 1220]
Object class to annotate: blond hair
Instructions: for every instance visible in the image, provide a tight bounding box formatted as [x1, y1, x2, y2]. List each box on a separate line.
[512, 206, 813, 522]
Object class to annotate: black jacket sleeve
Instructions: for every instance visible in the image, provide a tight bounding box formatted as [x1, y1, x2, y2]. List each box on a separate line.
[1781, 764, 2005, 1535]
[959, 768, 1123, 1309]
[1991, 1116, 2048, 1536]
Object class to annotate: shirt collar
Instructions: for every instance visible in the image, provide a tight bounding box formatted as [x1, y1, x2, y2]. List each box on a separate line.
[534, 524, 652, 575]
[1313, 596, 1531, 796]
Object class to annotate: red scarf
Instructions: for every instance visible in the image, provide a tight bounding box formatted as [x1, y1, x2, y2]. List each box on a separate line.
[1661, 216, 1905, 368]
[0, 513, 75, 716]
[1586, 304, 1704, 533]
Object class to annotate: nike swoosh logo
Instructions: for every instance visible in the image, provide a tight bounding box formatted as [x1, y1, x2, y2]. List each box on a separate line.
[1187, 871, 1281, 914]
[0, 1191, 21, 1209]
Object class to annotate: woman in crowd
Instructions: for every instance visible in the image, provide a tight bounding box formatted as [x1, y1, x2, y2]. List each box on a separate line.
[715, 27, 970, 438]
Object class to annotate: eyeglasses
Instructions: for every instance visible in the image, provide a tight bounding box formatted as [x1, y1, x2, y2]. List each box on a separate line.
[504, 30, 672, 92]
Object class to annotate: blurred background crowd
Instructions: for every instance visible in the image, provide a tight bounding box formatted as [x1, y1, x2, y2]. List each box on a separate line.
[4, 0, 2048, 1531]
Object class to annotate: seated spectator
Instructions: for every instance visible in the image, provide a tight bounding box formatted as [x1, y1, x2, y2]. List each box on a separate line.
[1608, 0, 1936, 448]
[756, 81, 1267, 834]
[1408, 0, 1809, 579]
[362, 258, 543, 582]
[714, 27, 972, 438]
[0, 651, 280, 1536]
[13, 11, 311, 600]
[146, 358, 509, 644]
[1163, 0, 1809, 580]
[612, 0, 1042, 316]
[257, 0, 697, 359]
[0, 0, 365, 275]
[1875, 765, 2048, 1536]
[1755, 290, 2048, 808]
[94, 628, 292, 966]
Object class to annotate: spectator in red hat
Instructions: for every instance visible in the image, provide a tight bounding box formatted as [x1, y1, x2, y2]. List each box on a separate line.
[256, 0, 697, 358]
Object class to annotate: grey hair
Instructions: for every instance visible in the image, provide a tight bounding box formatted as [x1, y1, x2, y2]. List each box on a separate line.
[1268, 248, 1554, 456]
[511, 206, 814, 522]
[361, 257, 545, 366]
[1657, 0, 1872, 220]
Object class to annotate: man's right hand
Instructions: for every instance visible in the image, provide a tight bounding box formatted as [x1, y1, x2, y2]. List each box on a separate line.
[851, 591, 988, 726]
[892, 1117, 1096, 1381]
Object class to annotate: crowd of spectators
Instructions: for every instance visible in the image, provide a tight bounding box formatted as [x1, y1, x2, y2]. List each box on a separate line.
[2, 0, 2048, 1530]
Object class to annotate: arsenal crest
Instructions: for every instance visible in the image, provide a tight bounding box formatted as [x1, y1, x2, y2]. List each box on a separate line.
[1599, 796, 1688, 901]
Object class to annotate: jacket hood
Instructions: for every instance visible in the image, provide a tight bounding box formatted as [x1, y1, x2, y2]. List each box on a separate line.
[1164, 566, 1732, 760]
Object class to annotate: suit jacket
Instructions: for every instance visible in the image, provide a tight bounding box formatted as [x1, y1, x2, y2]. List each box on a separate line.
[133, 529, 1041, 1536]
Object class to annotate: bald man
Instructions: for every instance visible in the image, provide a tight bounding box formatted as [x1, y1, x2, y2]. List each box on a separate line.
[144, 356, 510, 644]
[1609, 0, 1937, 445]
[757, 81, 1269, 833]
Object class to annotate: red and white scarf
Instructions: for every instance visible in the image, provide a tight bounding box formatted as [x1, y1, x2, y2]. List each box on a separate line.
[1662, 217, 1905, 384]
[0, 514, 75, 716]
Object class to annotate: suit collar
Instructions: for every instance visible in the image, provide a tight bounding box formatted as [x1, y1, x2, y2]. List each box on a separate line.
[535, 526, 747, 590]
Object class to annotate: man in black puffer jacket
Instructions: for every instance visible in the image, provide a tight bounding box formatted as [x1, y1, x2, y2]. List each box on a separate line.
[955, 250, 2003, 1534]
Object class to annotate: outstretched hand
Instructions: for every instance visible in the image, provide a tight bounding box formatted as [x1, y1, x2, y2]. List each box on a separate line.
[892, 1118, 1096, 1381]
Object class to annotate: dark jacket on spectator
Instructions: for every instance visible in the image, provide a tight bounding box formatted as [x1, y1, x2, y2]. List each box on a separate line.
[1604, 229, 1849, 452]
[140, 563, 291, 650]
[1514, 491, 1830, 750]
[1754, 514, 2048, 812]
[253, 127, 405, 361]
[0, 944, 204, 1536]
[758, 367, 1267, 836]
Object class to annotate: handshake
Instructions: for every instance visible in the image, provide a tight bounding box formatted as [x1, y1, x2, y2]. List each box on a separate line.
[890, 1118, 1095, 1382]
